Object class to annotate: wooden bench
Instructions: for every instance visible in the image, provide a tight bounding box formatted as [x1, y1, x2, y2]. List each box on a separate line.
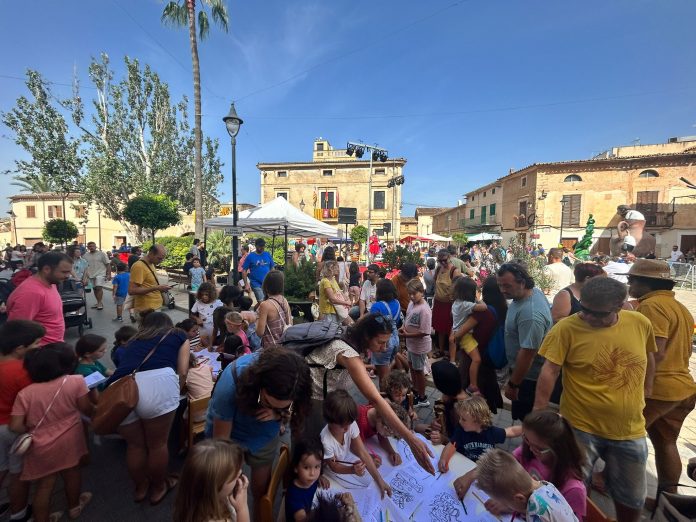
[165, 269, 189, 289]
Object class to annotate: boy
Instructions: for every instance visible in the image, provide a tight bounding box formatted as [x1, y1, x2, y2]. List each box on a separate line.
[356, 399, 409, 466]
[475, 449, 577, 522]
[398, 279, 432, 407]
[0, 320, 46, 521]
[111, 263, 130, 322]
[320, 390, 392, 498]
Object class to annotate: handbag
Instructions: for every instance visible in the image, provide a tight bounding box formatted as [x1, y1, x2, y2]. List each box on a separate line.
[10, 376, 68, 456]
[653, 485, 696, 522]
[92, 331, 171, 435]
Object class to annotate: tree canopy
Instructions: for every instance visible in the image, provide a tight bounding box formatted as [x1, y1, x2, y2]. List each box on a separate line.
[123, 194, 181, 242]
[43, 218, 79, 244]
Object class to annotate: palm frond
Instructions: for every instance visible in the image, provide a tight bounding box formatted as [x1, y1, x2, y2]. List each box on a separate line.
[161, 1, 188, 26]
[208, 0, 229, 32]
[198, 10, 210, 40]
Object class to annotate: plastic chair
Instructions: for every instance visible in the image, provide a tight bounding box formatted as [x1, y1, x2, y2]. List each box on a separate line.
[586, 496, 616, 522]
[258, 445, 290, 522]
[182, 396, 210, 451]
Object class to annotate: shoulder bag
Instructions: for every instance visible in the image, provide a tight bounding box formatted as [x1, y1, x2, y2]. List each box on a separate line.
[134, 259, 166, 308]
[10, 376, 68, 456]
[92, 331, 172, 435]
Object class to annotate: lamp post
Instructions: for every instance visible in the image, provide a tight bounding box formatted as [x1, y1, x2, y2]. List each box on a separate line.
[559, 197, 568, 246]
[223, 103, 244, 284]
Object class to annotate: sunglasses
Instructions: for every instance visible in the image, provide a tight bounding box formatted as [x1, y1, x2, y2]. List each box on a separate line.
[257, 390, 293, 416]
[579, 305, 615, 318]
[523, 434, 553, 455]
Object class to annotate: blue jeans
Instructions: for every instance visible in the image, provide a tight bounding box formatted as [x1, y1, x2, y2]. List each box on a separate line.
[251, 286, 264, 304]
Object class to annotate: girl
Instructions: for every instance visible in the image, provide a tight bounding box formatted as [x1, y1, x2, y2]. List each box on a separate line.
[369, 279, 402, 385]
[286, 438, 330, 522]
[191, 282, 223, 348]
[512, 410, 587, 520]
[74, 334, 112, 395]
[219, 312, 251, 369]
[348, 262, 361, 305]
[111, 325, 137, 367]
[10, 343, 95, 522]
[188, 257, 207, 291]
[449, 277, 487, 394]
[173, 439, 249, 522]
[177, 319, 202, 352]
[318, 261, 352, 324]
[237, 296, 261, 351]
[185, 353, 214, 421]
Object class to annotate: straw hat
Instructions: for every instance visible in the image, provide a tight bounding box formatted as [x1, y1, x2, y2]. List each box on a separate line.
[621, 259, 673, 280]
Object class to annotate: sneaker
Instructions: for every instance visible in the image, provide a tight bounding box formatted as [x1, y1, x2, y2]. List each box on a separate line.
[414, 396, 430, 408]
[10, 504, 32, 522]
[117, 316, 123, 322]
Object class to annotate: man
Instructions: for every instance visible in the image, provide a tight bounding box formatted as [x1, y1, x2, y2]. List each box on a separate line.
[27, 242, 47, 268]
[84, 241, 111, 310]
[669, 245, 684, 262]
[535, 277, 657, 522]
[447, 245, 467, 273]
[242, 238, 274, 303]
[626, 259, 696, 505]
[7, 252, 73, 344]
[543, 247, 574, 299]
[356, 263, 380, 317]
[189, 238, 200, 258]
[128, 244, 171, 315]
[496, 262, 552, 421]
[603, 252, 635, 284]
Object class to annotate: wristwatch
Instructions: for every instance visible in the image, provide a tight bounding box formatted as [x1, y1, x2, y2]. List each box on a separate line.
[507, 380, 520, 389]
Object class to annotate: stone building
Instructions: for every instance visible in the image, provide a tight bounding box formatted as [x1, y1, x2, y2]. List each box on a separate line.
[432, 180, 504, 237]
[414, 207, 447, 237]
[258, 138, 406, 239]
[432, 204, 467, 237]
[399, 216, 418, 239]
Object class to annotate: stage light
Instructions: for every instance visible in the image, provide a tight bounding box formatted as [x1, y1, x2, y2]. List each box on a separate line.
[346, 143, 355, 156]
[355, 146, 365, 158]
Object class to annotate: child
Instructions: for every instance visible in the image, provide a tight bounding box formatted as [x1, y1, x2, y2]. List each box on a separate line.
[173, 439, 249, 522]
[185, 354, 214, 421]
[177, 318, 202, 352]
[320, 390, 392, 498]
[190, 282, 223, 347]
[0, 320, 45, 522]
[110, 325, 137, 367]
[356, 399, 409, 466]
[398, 279, 432, 408]
[111, 263, 130, 322]
[448, 277, 487, 394]
[10, 343, 95, 522]
[438, 396, 521, 469]
[189, 257, 206, 291]
[75, 334, 113, 394]
[286, 438, 330, 522]
[513, 411, 587, 521]
[476, 449, 578, 522]
[224, 311, 251, 354]
[383, 370, 417, 423]
[238, 296, 261, 351]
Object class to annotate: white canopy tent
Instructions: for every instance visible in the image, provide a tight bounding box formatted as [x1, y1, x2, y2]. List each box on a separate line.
[467, 232, 502, 242]
[425, 233, 453, 242]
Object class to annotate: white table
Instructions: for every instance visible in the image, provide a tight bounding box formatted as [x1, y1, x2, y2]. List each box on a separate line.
[191, 348, 222, 378]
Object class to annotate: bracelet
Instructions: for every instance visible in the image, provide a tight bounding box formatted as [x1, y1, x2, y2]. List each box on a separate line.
[466, 385, 479, 393]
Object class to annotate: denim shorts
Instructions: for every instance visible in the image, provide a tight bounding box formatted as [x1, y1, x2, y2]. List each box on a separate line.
[371, 344, 396, 366]
[572, 427, 648, 509]
[0, 424, 23, 473]
[408, 351, 428, 371]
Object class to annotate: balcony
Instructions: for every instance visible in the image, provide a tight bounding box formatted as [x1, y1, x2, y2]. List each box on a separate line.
[644, 211, 674, 228]
[314, 208, 338, 221]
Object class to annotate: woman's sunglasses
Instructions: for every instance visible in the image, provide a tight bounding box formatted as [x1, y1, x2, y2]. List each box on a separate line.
[257, 391, 293, 416]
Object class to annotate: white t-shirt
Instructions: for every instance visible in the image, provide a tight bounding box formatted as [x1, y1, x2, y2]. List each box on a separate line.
[359, 280, 376, 311]
[670, 250, 684, 262]
[320, 421, 360, 462]
[603, 261, 631, 284]
[191, 299, 223, 336]
[544, 262, 574, 298]
[452, 300, 476, 331]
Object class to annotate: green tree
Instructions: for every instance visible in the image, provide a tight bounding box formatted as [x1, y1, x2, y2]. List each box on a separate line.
[2, 71, 82, 194]
[43, 219, 79, 245]
[162, 0, 230, 238]
[452, 232, 469, 247]
[381, 245, 424, 271]
[123, 195, 181, 242]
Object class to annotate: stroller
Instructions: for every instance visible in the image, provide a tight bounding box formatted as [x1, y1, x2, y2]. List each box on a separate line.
[58, 279, 93, 336]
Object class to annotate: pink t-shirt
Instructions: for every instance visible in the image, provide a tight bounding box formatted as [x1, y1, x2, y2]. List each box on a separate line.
[404, 300, 432, 354]
[512, 446, 587, 520]
[7, 276, 65, 344]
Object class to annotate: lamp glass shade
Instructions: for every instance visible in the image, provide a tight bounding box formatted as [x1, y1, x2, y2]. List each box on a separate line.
[223, 104, 244, 138]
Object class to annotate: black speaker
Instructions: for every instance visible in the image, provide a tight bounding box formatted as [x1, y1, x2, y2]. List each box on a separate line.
[338, 207, 357, 225]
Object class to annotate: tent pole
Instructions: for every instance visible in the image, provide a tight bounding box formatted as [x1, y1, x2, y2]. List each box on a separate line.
[284, 225, 288, 269]
[272, 231, 276, 257]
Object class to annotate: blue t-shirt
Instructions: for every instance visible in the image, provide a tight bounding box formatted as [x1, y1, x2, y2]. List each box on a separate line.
[189, 267, 206, 288]
[451, 424, 506, 462]
[370, 299, 402, 328]
[107, 330, 187, 383]
[112, 272, 130, 297]
[204, 352, 280, 453]
[285, 481, 319, 521]
[242, 251, 274, 288]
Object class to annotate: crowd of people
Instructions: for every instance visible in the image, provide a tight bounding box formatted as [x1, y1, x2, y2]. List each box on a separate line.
[0, 232, 694, 522]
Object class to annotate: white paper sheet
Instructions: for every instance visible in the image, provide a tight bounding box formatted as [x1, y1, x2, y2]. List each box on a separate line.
[83, 370, 107, 389]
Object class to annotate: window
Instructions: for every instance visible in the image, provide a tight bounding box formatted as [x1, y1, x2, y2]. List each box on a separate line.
[276, 192, 288, 200]
[74, 205, 87, 218]
[480, 206, 487, 224]
[521, 176, 527, 187]
[564, 174, 582, 182]
[322, 169, 333, 177]
[489, 203, 496, 216]
[469, 208, 475, 219]
[636, 190, 659, 225]
[316, 143, 324, 151]
[47, 205, 63, 219]
[277, 171, 287, 177]
[483, 191, 487, 197]
[471, 195, 475, 201]
[561, 195, 582, 227]
[26, 206, 36, 218]
[320, 191, 335, 209]
[374, 168, 385, 176]
[373, 191, 386, 210]
[492, 188, 496, 194]
[638, 169, 659, 178]
[518, 201, 528, 227]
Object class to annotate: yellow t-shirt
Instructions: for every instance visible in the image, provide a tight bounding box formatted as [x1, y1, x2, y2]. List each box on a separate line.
[637, 290, 696, 402]
[319, 277, 341, 315]
[539, 311, 657, 440]
[130, 260, 163, 311]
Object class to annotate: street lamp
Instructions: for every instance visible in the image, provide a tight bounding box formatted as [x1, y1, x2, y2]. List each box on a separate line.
[223, 103, 244, 284]
[7, 211, 16, 245]
[559, 197, 568, 246]
[300, 199, 306, 212]
[96, 206, 102, 250]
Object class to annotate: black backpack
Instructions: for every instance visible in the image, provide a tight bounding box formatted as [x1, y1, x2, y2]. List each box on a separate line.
[0, 280, 16, 325]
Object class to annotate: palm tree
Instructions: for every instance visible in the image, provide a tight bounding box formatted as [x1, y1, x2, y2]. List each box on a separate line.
[12, 172, 56, 193]
[162, 0, 229, 238]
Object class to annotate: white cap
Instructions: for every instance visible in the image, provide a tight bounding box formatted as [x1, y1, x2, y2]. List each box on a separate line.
[625, 210, 645, 221]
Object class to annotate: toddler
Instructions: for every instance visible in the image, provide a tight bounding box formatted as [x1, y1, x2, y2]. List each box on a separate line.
[398, 279, 432, 407]
[320, 390, 392, 498]
[449, 277, 487, 393]
[190, 282, 223, 347]
[173, 439, 249, 522]
[111, 263, 130, 321]
[438, 396, 521, 469]
[110, 325, 137, 367]
[189, 257, 206, 291]
[285, 437, 330, 522]
[356, 400, 409, 466]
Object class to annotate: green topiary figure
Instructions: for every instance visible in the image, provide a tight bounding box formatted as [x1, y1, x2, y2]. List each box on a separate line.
[574, 214, 595, 259]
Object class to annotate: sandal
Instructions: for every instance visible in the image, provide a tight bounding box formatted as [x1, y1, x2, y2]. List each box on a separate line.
[49, 511, 64, 522]
[150, 475, 178, 506]
[68, 492, 92, 519]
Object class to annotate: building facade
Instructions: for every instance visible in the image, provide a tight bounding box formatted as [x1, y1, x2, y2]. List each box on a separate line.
[399, 216, 418, 238]
[414, 207, 447, 237]
[258, 139, 406, 239]
[432, 204, 467, 237]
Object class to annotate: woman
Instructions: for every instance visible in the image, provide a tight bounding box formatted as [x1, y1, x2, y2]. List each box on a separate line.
[304, 313, 436, 475]
[10, 245, 27, 270]
[368, 232, 380, 261]
[348, 261, 362, 305]
[107, 312, 190, 505]
[369, 279, 402, 384]
[391, 262, 419, 312]
[207, 347, 311, 515]
[255, 271, 292, 347]
[315, 246, 335, 281]
[291, 242, 306, 267]
[453, 276, 506, 413]
[318, 260, 352, 324]
[551, 262, 605, 323]
[431, 249, 461, 358]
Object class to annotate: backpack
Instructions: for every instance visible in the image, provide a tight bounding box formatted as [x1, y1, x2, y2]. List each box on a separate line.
[376, 300, 400, 354]
[484, 305, 507, 369]
[0, 280, 15, 325]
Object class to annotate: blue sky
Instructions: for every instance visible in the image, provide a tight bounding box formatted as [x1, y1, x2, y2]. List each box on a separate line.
[1, 0, 695, 215]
